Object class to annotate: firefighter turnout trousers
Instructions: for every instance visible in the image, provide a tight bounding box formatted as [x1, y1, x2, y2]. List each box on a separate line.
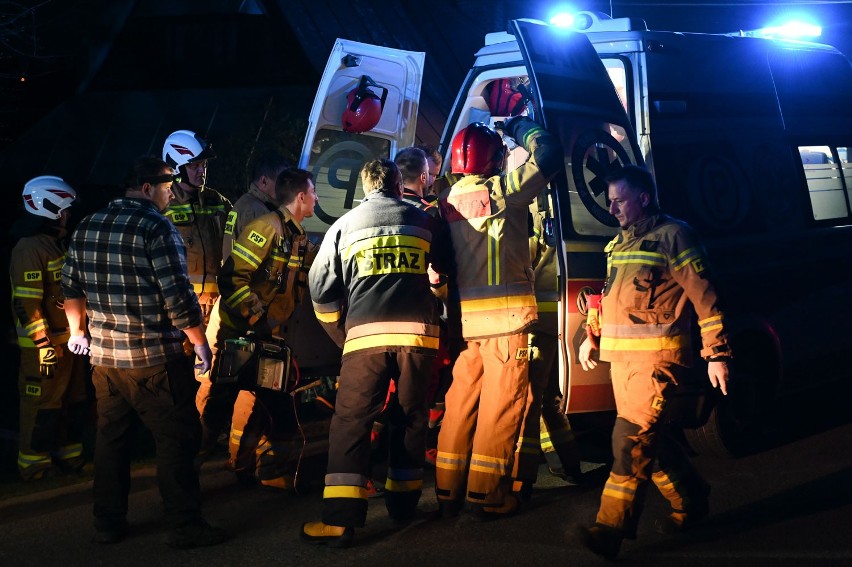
[595, 360, 709, 537]
[198, 304, 297, 485]
[435, 332, 529, 507]
[17, 343, 89, 480]
[323, 350, 434, 528]
[511, 331, 581, 487]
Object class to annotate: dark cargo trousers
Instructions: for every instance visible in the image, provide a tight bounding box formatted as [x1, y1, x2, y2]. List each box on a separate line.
[92, 355, 203, 531]
[322, 350, 433, 528]
[595, 361, 709, 536]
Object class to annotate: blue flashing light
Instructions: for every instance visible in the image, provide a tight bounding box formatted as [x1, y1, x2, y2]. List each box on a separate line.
[743, 17, 822, 40]
[761, 21, 822, 39]
[549, 12, 575, 28]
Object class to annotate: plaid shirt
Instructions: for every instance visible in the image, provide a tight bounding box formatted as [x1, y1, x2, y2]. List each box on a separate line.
[61, 198, 203, 368]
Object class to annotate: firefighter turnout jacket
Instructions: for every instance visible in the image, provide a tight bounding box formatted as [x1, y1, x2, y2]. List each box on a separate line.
[11, 228, 71, 348]
[218, 206, 316, 335]
[309, 191, 449, 357]
[163, 184, 231, 299]
[598, 214, 731, 366]
[222, 182, 279, 261]
[438, 117, 562, 339]
[529, 200, 558, 335]
[10, 224, 87, 480]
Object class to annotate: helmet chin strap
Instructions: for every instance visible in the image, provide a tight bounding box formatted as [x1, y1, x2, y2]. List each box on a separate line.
[180, 164, 206, 190]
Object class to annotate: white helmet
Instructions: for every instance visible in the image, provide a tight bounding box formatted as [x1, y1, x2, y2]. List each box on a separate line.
[22, 176, 77, 220]
[162, 129, 215, 171]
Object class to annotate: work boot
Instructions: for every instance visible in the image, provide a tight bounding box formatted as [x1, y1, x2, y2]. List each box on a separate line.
[165, 519, 227, 549]
[300, 521, 354, 548]
[512, 479, 534, 502]
[386, 490, 421, 525]
[92, 518, 128, 545]
[655, 485, 711, 535]
[474, 493, 520, 521]
[56, 456, 86, 475]
[438, 498, 463, 518]
[259, 474, 295, 492]
[576, 524, 623, 560]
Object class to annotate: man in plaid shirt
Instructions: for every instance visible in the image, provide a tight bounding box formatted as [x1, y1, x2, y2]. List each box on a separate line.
[61, 155, 225, 549]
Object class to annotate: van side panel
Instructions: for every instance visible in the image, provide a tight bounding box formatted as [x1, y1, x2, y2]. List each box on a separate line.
[638, 34, 852, 393]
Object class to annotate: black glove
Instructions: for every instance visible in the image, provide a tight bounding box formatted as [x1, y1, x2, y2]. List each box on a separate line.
[503, 115, 531, 141]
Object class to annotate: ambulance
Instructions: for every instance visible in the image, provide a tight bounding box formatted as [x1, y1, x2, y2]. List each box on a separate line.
[297, 11, 852, 457]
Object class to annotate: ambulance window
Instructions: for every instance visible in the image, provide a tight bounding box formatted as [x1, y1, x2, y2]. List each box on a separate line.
[302, 127, 391, 233]
[602, 59, 630, 116]
[562, 58, 635, 237]
[800, 145, 850, 221]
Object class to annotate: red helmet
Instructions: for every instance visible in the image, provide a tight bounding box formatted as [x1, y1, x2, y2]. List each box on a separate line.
[487, 78, 529, 117]
[342, 75, 388, 133]
[451, 123, 505, 175]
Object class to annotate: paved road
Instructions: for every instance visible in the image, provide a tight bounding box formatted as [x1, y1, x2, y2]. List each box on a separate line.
[1, 404, 851, 566]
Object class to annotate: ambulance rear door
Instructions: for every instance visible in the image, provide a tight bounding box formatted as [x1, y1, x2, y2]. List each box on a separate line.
[299, 39, 425, 235]
[291, 40, 424, 374]
[510, 19, 644, 413]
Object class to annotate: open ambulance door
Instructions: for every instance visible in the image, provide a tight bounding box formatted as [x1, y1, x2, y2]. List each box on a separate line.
[510, 20, 645, 414]
[290, 40, 424, 373]
[298, 39, 425, 236]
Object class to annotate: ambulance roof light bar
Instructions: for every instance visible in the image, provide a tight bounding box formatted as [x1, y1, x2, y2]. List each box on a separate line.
[547, 10, 647, 32]
[733, 20, 822, 40]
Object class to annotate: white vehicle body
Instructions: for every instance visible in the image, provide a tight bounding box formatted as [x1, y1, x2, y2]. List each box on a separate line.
[301, 12, 852, 456]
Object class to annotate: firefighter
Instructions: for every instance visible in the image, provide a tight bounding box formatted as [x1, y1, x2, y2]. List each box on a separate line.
[195, 150, 290, 468]
[221, 149, 290, 259]
[511, 198, 583, 498]
[396, 146, 439, 216]
[161, 129, 230, 328]
[301, 159, 449, 547]
[10, 176, 89, 481]
[394, 146, 450, 466]
[577, 165, 731, 560]
[414, 144, 442, 202]
[434, 116, 562, 518]
[214, 168, 318, 488]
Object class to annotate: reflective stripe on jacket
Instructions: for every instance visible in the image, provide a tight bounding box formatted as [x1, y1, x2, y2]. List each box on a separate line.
[222, 183, 279, 262]
[10, 231, 70, 347]
[163, 185, 231, 292]
[438, 118, 561, 339]
[309, 192, 449, 357]
[599, 214, 731, 366]
[218, 206, 316, 334]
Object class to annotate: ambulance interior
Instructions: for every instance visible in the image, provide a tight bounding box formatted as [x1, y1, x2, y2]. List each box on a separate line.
[449, 64, 632, 237]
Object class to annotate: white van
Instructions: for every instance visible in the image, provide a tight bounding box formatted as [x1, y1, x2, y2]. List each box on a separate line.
[298, 12, 852, 457]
